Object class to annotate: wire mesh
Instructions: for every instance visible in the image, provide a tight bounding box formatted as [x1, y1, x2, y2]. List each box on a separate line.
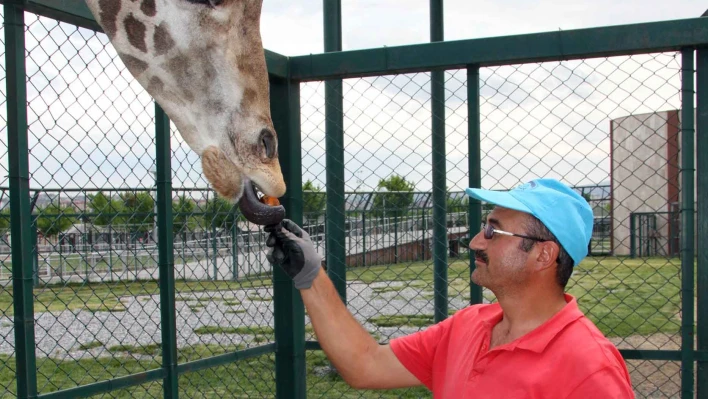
[300, 52, 684, 398]
[0, 11, 278, 398]
[0, 6, 698, 399]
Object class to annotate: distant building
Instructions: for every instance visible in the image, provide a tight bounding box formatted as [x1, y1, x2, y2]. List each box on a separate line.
[611, 110, 697, 256]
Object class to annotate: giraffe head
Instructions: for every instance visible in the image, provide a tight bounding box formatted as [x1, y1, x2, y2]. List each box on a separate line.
[84, 0, 286, 208]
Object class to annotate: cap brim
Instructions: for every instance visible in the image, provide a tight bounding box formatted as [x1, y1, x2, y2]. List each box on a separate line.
[465, 188, 532, 214]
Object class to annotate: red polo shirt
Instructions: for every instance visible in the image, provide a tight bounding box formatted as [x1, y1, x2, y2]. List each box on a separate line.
[390, 294, 633, 398]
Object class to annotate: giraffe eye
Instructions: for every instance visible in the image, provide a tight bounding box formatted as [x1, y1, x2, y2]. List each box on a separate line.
[259, 129, 276, 159]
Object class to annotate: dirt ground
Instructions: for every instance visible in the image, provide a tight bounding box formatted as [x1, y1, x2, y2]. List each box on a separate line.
[609, 334, 683, 398]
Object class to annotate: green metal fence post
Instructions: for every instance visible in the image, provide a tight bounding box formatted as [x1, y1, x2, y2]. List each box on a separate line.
[212, 217, 218, 280]
[680, 48, 696, 398]
[270, 75, 306, 398]
[232, 214, 238, 280]
[696, 46, 708, 398]
[5, 3, 39, 397]
[467, 65, 483, 305]
[155, 104, 179, 398]
[323, 0, 347, 303]
[629, 213, 636, 258]
[430, 0, 448, 323]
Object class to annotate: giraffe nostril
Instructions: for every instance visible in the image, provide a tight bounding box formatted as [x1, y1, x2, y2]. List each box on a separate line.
[208, 0, 224, 6]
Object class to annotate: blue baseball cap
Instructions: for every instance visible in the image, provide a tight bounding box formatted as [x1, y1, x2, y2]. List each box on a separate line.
[465, 178, 593, 266]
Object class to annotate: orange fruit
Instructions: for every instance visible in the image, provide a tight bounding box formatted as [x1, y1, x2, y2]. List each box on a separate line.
[260, 195, 280, 206]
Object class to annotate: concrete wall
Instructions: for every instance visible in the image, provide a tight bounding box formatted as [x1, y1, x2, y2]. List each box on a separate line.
[611, 110, 697, 256]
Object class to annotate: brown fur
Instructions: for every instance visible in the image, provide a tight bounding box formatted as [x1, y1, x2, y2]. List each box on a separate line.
[147, 76, 164, 95]
[98, 0, 120, 38]
[153, 23, 175, 56]
[201, 146, 243, 200]
[120, 54, 148, 75]
[140, 0, 156, 17]
[124, 13, 148, 53]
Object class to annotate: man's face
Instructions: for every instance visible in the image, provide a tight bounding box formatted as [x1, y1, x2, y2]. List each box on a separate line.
[468, 207, 534, 291]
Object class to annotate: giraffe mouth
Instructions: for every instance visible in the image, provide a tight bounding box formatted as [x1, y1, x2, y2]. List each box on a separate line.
[238, 179, 286, 226]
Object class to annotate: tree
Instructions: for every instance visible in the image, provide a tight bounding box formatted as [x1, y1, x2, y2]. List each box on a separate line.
[446, 192, 468, 214]
[173, 195, 198, 234]
[86, 191, 123, 226]
[119, 192, 155, 233]
[303, 180, 326, 222]
[371, 175, 415, 217]
[204, 195, 237, 229]
[35, 204, 76, 238]
[0, 208, 10, 231]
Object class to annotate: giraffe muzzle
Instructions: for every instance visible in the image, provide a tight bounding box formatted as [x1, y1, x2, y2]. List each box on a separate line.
[238, 179, 286, 226]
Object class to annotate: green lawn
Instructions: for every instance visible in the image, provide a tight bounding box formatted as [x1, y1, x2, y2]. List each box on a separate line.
[0, 256, 684, 339]
[0, 255, 688, 397]
[0, 346, 430, 398]
[349, 256, 683, 338]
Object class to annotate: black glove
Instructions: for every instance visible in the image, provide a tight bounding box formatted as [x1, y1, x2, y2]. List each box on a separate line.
[265, 219, 321, 289]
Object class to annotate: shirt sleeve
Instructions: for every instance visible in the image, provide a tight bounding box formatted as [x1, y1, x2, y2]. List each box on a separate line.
[388, 314, 456, 390]
[565, 366, 635, 399]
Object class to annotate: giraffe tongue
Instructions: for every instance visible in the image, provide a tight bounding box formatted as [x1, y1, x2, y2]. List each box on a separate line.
[238, 180, 286, 226]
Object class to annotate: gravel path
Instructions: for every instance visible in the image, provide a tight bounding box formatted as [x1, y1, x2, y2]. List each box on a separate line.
[0, 280, 472, 360]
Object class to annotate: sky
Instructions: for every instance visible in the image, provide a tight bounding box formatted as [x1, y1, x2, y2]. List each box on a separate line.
[0, 1, 705, 199]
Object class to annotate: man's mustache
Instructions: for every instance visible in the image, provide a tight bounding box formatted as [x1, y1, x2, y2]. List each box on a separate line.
[475, 250, 489, 264]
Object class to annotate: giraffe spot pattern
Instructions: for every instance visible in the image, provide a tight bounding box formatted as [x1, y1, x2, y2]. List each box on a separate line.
[140, 0, 157, 17]
[120, 53, 149, 75]
[98, 0, 121, 38]
[154, 23, 175, 56]
[124, 13, 148, 53]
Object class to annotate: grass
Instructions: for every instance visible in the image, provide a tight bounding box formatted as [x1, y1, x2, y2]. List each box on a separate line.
[0, 346, 431, 398]
[78, 341, 103, 351]
[194, 325, 274, 337]
[108, 343, 162, 356]
[84, 298, 126, 313]
[246, 293, 272, 302]
[349, 256, 684, 338]
[368, 315, 434, 328]
[0, 255, 685, 341]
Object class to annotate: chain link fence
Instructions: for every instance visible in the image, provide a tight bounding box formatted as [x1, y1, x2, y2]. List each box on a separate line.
[300, 52, 685, 398]
[1, 5, 704, 399]
[0, 10, 279, 397]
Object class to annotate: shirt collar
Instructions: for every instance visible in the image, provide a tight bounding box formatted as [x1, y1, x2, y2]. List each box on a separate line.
[483, 294, 585, 353]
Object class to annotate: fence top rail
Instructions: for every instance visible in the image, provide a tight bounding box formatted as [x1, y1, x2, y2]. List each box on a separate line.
[289, 16, 708, 81]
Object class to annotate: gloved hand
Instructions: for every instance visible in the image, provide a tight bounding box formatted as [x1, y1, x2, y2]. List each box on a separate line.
[265, 219, 321, 289]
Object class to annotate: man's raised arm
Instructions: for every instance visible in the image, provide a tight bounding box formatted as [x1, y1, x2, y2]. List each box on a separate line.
[266, 220, 421, 389]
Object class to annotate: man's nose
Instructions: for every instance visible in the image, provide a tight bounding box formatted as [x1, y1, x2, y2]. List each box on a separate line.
[469, 231, 486, 251]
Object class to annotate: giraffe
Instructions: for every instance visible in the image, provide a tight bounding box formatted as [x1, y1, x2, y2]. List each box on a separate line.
[83, 0, 286, 222]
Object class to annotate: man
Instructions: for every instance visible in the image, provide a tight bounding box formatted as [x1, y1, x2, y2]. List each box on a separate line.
[266, 178, 634, 398]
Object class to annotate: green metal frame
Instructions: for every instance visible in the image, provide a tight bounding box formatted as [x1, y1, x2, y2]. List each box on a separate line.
[289, 17, 708, 80]
[430, 0, 448, 324]
[3, 1, 708, 397]
[270, 75, 306, 399]
[698, 45, 708, 399]
[467, 65, 483, 306]
[5, 3, 38, 398]
[323, 0, 347, 304]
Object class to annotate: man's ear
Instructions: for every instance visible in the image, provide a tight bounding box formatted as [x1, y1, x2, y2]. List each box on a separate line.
[535, 241, 559, 271]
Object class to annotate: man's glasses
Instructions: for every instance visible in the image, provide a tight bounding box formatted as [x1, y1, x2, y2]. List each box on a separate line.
[480, 222, 547, 242]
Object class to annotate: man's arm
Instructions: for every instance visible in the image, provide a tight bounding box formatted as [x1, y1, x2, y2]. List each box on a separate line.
[301, 268, 421, 390]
